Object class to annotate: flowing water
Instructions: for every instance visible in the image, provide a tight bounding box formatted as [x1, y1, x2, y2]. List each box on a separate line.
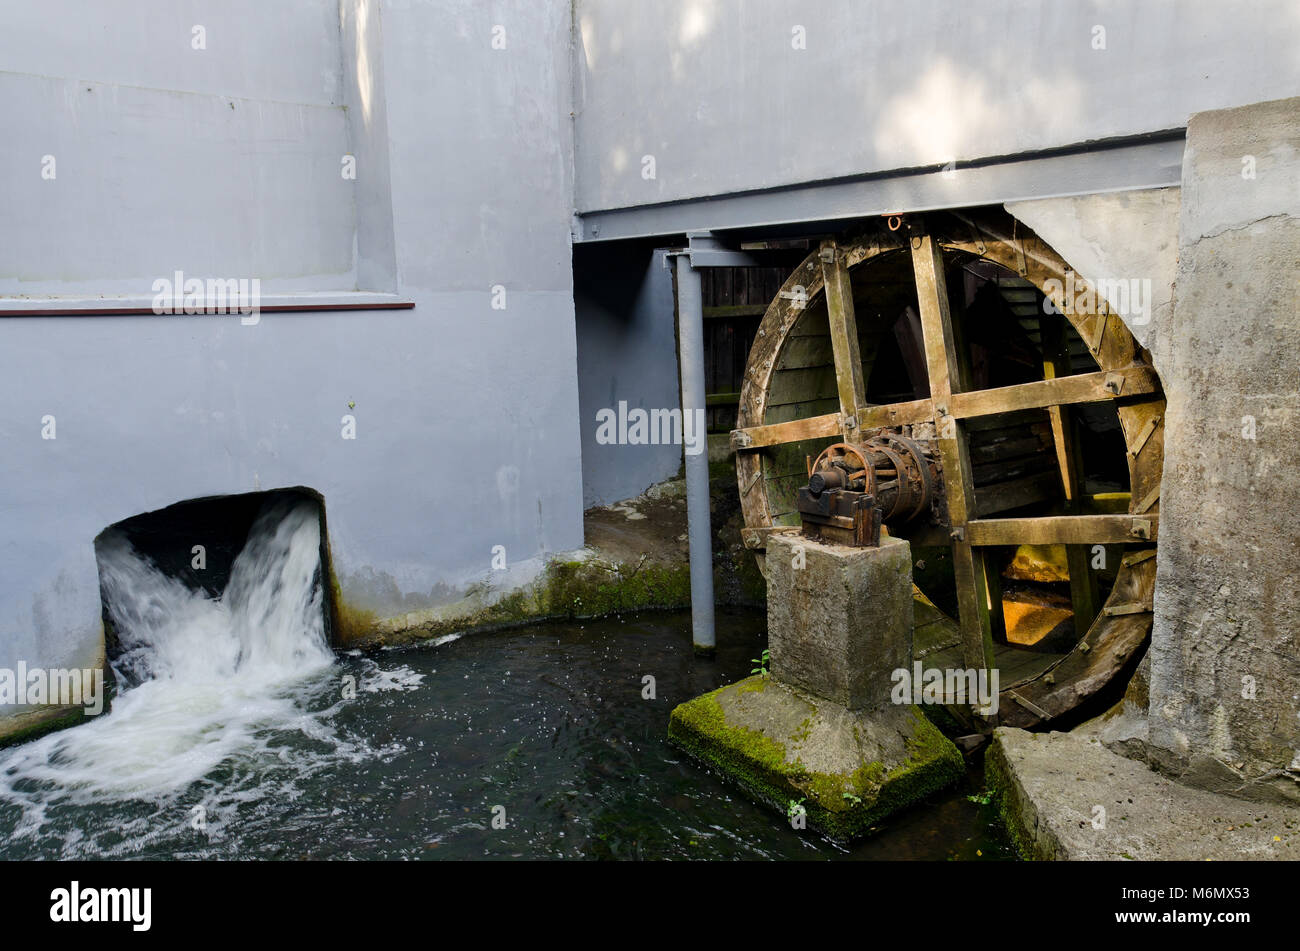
[0, 502, 1010, 860]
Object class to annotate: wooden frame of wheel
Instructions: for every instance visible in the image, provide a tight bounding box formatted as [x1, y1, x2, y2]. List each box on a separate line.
[731, 209, 1163, 729]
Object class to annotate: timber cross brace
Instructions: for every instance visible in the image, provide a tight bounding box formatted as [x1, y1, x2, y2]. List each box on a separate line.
[731, 209, 1164, 730]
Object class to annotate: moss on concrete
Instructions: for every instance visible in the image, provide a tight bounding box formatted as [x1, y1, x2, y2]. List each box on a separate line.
[328, 565, 377, 647]
[670, 684, 797, 783]
[918, 700, 965, 736]
[546, 559, 693, 617]
[983, 733, 1038, 860]
[668, 678, 964, 844]
[0, 704, 93, 750]
[336, 556, 693, 650]
[869, 707, 967, 826]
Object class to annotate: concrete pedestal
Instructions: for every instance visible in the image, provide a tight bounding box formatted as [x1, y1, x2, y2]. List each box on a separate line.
[669, 533, 963, 842]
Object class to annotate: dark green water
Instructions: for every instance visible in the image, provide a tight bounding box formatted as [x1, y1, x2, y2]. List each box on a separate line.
[0, 608, 1011, 860]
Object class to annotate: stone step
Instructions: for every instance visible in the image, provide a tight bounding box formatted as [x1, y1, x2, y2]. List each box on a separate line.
[987, 727, 1300, 860]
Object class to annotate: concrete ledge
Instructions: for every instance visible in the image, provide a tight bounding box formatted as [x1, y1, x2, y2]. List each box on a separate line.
[668, 675, 964, 843]
[0, 704, 91, 748]
[987, 727, 1300, 860]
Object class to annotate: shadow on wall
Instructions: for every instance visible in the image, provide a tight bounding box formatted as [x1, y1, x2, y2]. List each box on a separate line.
[574, 240, 685, 508]
[572, 1, 1300, 210]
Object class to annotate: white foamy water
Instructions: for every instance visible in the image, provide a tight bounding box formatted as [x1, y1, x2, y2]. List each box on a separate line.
[0, 498, 408, 853]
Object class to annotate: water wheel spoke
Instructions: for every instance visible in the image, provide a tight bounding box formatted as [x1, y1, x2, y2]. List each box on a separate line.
[819, 240, 868, 429]
[911, 232, 1002, 673]
[1037, 314, 1100, 631]
[857, 398, 935, 430]
[732, 368, 1155, 452]
[730, 411, 841, 451]
[964, 513, 1158, 546]
[946, 367, 1159, 420]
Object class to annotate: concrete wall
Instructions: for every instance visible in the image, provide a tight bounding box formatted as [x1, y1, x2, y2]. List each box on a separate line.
[573, 0, 1300, 212]
[1144, 97, 1300, 803]
[356, 0, 583, 612]
[0, 0, 583, 717]
[0, 0, 357, 296]
[1006, 188, 1182, 366]
[1010, 100, 1300, 802]
[574, 245, 683, 507]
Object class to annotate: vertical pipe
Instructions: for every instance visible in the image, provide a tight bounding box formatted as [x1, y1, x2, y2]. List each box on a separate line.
[675, 253, 716, 654]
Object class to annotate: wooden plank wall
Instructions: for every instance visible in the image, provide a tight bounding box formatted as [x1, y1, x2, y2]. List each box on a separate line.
[701, 267, 788, 432]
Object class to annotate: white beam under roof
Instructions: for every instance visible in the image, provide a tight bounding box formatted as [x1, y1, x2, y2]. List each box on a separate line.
[573, 132, 1185, 244]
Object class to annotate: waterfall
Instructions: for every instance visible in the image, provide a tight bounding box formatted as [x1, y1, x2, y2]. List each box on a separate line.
[0, 498, 357, 849]
[100, 498, 334, 687]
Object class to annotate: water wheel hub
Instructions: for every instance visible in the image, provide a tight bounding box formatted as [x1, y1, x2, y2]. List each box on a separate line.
[798, 437, 941, 546]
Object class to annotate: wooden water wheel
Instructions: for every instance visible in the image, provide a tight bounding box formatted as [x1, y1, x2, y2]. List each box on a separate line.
[730, 209, 1163, 729]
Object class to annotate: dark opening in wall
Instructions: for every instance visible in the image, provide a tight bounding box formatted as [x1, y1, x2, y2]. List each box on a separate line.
[92, 487, 337, 666]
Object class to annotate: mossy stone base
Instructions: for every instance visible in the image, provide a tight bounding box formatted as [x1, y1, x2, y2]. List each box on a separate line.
[669, 675, 964, 843]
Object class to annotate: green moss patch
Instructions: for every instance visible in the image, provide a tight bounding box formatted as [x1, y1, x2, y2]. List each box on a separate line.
[983, 734, 1038, 860]
[669, 678, 964, 844]
[336, 556, 694, 650]
[0, 705, 93, 750]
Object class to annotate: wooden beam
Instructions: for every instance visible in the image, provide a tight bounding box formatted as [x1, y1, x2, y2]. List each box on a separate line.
[857, 398, 936, 431]
[730, 412, 840, 451]
[1039, 315, 1076, 499]
[703, 304, 768, 319]
[731, 367, 1148, 449]
[911, 233, 1000, 672]
[705, 391, 741, 407]
[912, 239, 961, 402]
[965, 514, 1159, 546]
[820, 242, 868, 427]
[1040, 314, 1100, 632]
[945, 366, 1159, 421]
[728, 357, 1151, 452]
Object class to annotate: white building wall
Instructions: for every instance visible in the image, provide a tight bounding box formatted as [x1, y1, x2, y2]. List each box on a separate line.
[0, 0, 584, 716]
[573, 0, 1300, 212]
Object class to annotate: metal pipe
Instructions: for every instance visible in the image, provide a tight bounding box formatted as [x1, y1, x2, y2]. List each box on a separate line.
[675, 253, 716, 654]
